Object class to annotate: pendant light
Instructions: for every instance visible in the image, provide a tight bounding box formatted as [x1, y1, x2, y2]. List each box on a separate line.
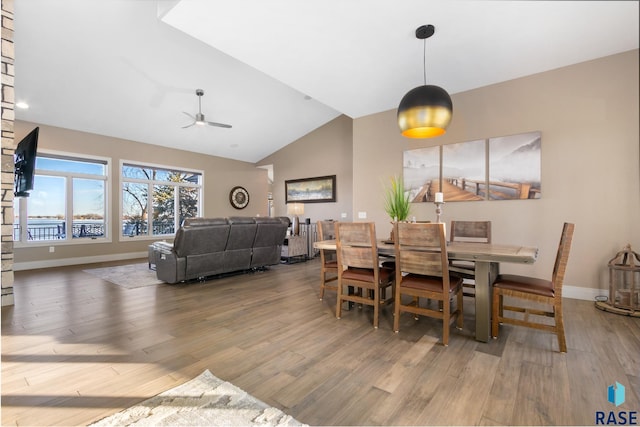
[397, 24, 453, 138]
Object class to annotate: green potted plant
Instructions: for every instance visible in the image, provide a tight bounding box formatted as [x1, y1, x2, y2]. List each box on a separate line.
[383, 176, 411, 222]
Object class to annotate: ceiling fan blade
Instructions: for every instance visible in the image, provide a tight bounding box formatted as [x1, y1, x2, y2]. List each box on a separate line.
[182, 111, 195, 120]
[206, 121, 232, 128]
[182, 122, 196, 129]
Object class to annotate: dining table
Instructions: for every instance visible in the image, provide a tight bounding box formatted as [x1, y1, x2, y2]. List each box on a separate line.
[313, 239, 539, 342]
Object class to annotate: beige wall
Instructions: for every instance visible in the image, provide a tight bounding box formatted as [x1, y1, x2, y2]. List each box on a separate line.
[14, 121, 269, 268]
[258, 114, 353, 223]
[352, 49, 639, 297]
[12, 49, 640, 299]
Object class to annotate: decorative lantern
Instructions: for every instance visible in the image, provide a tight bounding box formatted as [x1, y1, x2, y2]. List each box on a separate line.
[596, 244, 640, 317]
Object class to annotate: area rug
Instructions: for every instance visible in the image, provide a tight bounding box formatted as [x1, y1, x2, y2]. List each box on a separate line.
[89, 370, 305, 426]
[83, 263, 164, 289]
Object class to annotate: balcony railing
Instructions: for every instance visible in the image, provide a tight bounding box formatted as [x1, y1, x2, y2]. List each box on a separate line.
[13, 220, 176, 241]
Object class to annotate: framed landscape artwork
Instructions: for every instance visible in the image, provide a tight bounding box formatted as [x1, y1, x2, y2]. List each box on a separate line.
[285, 175, 336, 203]
[488, 131, 541, 200]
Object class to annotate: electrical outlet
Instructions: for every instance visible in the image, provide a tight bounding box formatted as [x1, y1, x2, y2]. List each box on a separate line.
[49, 246, 55, 253]
[341, 212, 347, 218]
[358, 211, 367, 219]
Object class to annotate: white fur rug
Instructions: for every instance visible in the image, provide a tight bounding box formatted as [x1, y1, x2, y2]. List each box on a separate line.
[89, 370, 305, 426]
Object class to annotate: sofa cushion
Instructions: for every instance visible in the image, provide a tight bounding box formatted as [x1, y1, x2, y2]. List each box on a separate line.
[223, 217, 258, 271]
[251, 217, 287, 267]
[174, 223, 230, 258]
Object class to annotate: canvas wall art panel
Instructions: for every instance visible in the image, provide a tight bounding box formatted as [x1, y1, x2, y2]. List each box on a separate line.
[488, 131, 541, 200]
[403, 146, 440, 202]
[441, 139, 486, 202]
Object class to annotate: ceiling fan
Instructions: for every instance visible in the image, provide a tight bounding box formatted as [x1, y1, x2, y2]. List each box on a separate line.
[182, 89, 232, 129]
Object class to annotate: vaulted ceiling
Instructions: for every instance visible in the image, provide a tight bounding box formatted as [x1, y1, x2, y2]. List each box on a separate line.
[13, 1, 639, 163]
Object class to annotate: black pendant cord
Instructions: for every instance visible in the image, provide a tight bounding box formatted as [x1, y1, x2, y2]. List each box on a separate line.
[423, 38, 427, 86]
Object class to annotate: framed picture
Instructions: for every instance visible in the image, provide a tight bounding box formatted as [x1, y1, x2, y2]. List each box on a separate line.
[285, 175, 336, 203]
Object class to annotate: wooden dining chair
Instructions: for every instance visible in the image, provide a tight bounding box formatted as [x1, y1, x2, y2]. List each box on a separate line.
[449, 220, 492, 298]
[491, 222, 575, 353]
[317, 220, 338, 300]
[335, 222, 395, 329]
[393, 222, 464, 346]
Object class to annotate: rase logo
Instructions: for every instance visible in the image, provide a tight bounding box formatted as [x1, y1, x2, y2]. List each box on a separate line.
[609, 382, 626, 407]
[596, 382, 638, 425]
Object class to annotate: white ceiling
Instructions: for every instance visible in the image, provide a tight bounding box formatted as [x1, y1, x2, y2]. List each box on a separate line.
[13, 1, 639, 163]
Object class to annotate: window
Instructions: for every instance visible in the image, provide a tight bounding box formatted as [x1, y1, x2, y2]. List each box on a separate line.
[13, 153, 109, 244]
[121, 162, 202, 238]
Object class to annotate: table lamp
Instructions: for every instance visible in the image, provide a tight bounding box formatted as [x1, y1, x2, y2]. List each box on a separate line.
[287, 203, 305, 236]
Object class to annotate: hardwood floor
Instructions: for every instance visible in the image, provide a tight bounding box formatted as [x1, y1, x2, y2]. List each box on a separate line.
[2, 258, 639, 426]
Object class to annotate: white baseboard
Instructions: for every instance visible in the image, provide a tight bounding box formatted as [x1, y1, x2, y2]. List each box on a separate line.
[14, 251, 148, 271]
[563, 284, 607, 301]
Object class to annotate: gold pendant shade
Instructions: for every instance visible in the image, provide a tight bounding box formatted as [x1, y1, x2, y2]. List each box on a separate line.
[397, 25, 453, 139]
[397, 84, 453, 138]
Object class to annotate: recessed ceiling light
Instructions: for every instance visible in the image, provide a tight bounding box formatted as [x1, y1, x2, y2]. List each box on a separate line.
[15, 102, 29, 109]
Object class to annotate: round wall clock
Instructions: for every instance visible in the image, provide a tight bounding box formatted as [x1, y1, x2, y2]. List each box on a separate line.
[229, 186, 250, 209]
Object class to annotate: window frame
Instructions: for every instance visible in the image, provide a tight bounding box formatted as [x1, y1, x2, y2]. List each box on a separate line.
[119, 159, 204, 242]
[13, 149, 111, 248]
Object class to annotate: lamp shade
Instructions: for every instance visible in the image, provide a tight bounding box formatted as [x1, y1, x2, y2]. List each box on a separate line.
[397, 84, 453, 138]
[287, 203, 304, 216]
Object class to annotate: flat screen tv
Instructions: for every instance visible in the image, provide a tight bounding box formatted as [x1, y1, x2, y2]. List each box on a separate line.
[14, 127, 39, 198]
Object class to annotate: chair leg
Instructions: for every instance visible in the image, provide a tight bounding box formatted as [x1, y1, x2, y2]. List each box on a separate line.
[373, 287, 379, 329]
[319, 274, 325, 300]
[393, 287, 401, 333]
[336, 284, 343, 320]
[555, 302, 567, 353]
[442, 297, 450, 346]
[456, 289, 464, 330]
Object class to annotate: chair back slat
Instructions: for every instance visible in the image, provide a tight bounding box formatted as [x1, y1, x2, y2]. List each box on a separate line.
[317, 220, 337, 262]
[450, 220, 492, 243]
[395, 222, 449, 278]
[551, 222, 575, 297]
[318, 220, 336, 240]
[336, 222, 377, 270]
[399, 251, 444, 276]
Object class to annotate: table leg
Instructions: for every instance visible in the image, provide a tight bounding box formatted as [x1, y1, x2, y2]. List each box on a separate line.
[474, 261, 499, 342]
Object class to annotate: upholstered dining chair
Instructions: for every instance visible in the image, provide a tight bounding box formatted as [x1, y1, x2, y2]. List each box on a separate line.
[317, 220, 338, 300]
[335, 222, 395, 329]
[449, 220, 492, 298]
[393, 222, 464, 346]
[491, 222, 575, 353]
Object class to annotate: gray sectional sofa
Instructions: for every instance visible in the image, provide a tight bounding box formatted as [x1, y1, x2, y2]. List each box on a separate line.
[150, 216, 289, 284]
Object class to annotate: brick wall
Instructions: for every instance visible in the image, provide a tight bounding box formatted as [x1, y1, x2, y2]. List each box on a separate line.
[1, 0, 14, 306]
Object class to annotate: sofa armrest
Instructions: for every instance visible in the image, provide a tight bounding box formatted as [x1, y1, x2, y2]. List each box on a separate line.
[152, 241, 174, 254]
[155, 250, 186, 284]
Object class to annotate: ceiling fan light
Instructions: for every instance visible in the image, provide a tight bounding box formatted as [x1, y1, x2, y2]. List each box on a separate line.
[398, 84, 452, 138]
